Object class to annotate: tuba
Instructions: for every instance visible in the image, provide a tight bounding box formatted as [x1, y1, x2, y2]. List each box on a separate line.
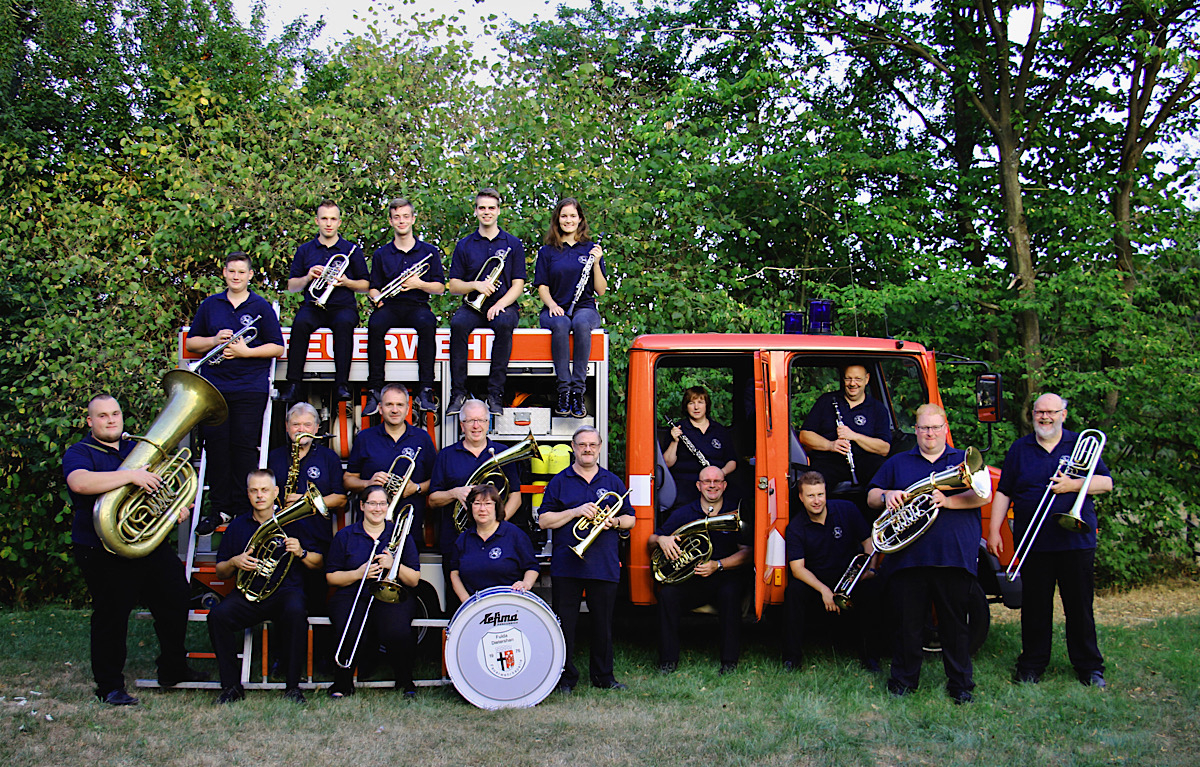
[651, 511, 742, 585]
[93, 369, 228, 558]
[453, 431, 540, 532]
[375, 254, 434, 305]
[569, 488, 633, 559]
[308, 249, 354, 309]
[871, 446, 991, 554]
[463, 248, 509, 314]
[237, 486, 329, 602]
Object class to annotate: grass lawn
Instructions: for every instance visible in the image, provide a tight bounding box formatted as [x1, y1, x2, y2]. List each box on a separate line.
[2, 585, 1198, 767]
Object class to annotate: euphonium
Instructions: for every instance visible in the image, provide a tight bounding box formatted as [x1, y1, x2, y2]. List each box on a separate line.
[93, 369, 228, 558]
[651, 511, 742, 585]
[569, 488, 633, 559]
[832, 552, 871, 611]
[871, 446, 991, 554]
[464, 248, 509, 314]
[375, 254, 434, 305]
[308, 249, 353, 309]
[237, 486, 329, 602]
[188, 316, 261, 370]
[453, 431, 540, 532]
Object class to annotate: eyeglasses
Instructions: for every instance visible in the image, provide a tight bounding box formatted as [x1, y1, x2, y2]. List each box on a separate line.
[362, 500, 389, 508]
[915, 424, 946, 433]
[574, 442, 601, 449]
[462, 418, 489, 425]
[842, 377, 866, 385]
[1032, 409, 1064, 417]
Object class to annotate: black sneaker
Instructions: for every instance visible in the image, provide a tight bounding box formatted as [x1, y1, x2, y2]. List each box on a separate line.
[98, 688, 139, 706]
[554, 389, 571, 417]
[1080, 671, 1106, 689]
[334, 384, 352, 402]
[362, 389, 381, 417]
[445, 393, 467, 416]
[486, 394, 504, 415]
[282, 687, 307, 705]
[658, 662, 677, 674]
[951, 690, 973, 704]
[195, 512, 229, 537]
[215, 686, 244, 705]
[570, 390, 587, 419]
[718, 662, 738, 675]
[415, 387, 439, 414]
[276, 382, 298, 403]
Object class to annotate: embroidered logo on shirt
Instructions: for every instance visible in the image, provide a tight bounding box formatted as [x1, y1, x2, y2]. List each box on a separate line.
[833, 526, 844, 539]
[306, 466, 321, 480]
[577, 253, 590, 265]
[488, 547, 503, 560]
[401, 447, 417, 460]
[711, 439, 722, 449]
[239, 314, 255, 328]
[854, 415, 867, 427]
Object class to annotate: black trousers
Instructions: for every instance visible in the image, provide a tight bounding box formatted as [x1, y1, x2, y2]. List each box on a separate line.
[657, 570, 743, 666]
[328, 588, 416, 691]
[367, 303, 437, 391]
[888, 566, 974, 696]
[286, 304, 358, 386]
[74, 543, 191, 696]
[1017, 548, 1104, 677]
[448, 305, 518, 400]
[782, 575, 881, 665]
[207, 588, 307, 689]
[552, 576, 618, 688]
[201, 390, 267, 518]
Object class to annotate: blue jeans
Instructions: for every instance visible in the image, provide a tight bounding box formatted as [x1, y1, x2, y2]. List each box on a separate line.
[539, 307, 601, 394]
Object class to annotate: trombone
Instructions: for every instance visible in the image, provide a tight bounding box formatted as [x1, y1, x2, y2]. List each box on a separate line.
[1005, 429, 1106, 582]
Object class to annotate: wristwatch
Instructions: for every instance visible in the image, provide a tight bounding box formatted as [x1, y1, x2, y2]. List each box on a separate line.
[299, 549, 308, 560]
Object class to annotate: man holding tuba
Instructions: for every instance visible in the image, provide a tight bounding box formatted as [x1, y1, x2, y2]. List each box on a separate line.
[537, 426, 633, 693]
[445, 187, 526, 417]
[278, 199, 369, 406]
[208, 469, 324, 705]
[650, 465, 750, 675]
[63, 394, 205, 705]
[867, 404, 988, 703]
[986, 393, 1112, 688]
[188, 252, 285, 536]
[363, 197, 445, 418]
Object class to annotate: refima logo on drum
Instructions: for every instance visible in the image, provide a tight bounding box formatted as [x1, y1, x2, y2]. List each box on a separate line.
[479, 610, 519, 626]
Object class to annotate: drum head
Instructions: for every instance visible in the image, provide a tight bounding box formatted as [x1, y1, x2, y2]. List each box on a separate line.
[445, 586, 565, 709]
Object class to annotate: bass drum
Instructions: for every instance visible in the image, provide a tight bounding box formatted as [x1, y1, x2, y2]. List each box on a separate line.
[444, 586, 565, 709]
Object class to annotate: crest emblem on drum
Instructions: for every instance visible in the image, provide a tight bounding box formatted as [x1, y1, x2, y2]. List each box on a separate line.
[854, 415, 867, 427]
[489, 547, 503, 560]
[306, 466, 321, 480]
[478, 628, 529, 679]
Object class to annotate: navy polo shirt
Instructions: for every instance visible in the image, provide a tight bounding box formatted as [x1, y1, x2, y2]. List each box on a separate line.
[189, 290, 284, 395]
[370, 239, 446, 310]
[784, 500, 869, 586]
[325, 520, 420, 587]
[346, 423, 436, 529]
[448, 228, 527, 312]
[532, 242, 608, 312]
[217, 511, 320, 596]
[430, 438, 522, 548]
[996, 430, 1110, 552]
[448, 520, 538, 596]
[63, 434, 134, 549]
[289, 236, 369, 312]
[267, 443, 345, 554]
[656, 499, 746, 562]
[802, 392, 891, 449]
[869, 446, 980, 575]
[541, 465, 631, 582]
[670, 420, 737, 503]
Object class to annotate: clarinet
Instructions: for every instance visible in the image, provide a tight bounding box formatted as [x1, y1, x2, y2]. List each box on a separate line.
[565, 250, 597, 316]
[676, 422, 711, 468]
[832, 400, 859, 484]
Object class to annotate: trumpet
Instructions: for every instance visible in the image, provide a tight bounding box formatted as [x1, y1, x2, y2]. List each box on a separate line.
[308, 248, 354, 309]
[872, 446, 991, 554]
[375, 254, 434, 305]
[189, 315, 261, 370]
[464, 248, 509, 314]
[1006, 429, 1106, 582]
[832, 400, 858, 485]
[569, 488, 633, 559]
[651, 511, 741, 585]
[237, 486, 329, 602]
[382, 449, 422, 522]
[453, 432, 540, 532]
[565, 250, 596, 315]
[832, 552, 871, 611]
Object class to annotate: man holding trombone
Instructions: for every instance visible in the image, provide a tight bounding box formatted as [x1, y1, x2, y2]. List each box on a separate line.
[987, 393, 1112, 688]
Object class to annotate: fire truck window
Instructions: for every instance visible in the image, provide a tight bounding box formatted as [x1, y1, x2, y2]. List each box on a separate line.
[878, 358, 926, 433]
[788, 364, 831, 426]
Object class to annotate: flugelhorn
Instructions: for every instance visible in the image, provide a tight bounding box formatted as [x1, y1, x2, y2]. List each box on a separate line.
[872, 446, 991, 554]
[237, 486, 329, 602]
[1006, 429, 1106, 582]
[832, 552, 871, 611]
[464, 248, 509, 314]
[453, 431, 540, 532]
[189, 315, 261, 370]
[375, 254, 434, 305]
[308, 248, 354, 309]
[651, 510, 741, 585]
[569, 488, 633, 559]
[93, 369, 228, 558]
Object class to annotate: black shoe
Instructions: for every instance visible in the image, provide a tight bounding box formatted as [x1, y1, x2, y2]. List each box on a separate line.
[283, 687, 307, 705]
[658, 662, 677, 674]
[554, 389, 571, 417]
[555, 683, 574, 695]
[415, 387, 439, 414]
[98, 688, 139, 706]
[158, 666, 210, 687]
[362, 389, 381, 417]
[403, 688, 417, 701]
[782, 660, 800, 672]
[1080, 671, 1106, 689]
[593, 680, 627, 690]
[570, 390, 587, 418]
[195, 512, 229, 537]
[277, 382, 298, 403]
[859, 657, 882, 673]
[445, 393, 467, 416]
[486, 394, 503, 415]
[1013, 670, 1042, 684]
[950, 690, 974, 705]
[334, 384, 352, 402]
[718, 662, 738, 675]
[887, 680, 914, 698]
[215, 686, 244, 705]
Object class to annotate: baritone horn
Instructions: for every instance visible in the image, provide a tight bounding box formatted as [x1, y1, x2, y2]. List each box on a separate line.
[93, 369, 229, 558]
[464, 248, 509, 314]
[569, 488, 633, 559]
[651, 511, 742, 585]
[308, 248, 354, 309]
[871, 446, 991, 554]
[453, 431, 540, 532]
[1006, 429, 1106, 582]
[237, 486, 329, 602]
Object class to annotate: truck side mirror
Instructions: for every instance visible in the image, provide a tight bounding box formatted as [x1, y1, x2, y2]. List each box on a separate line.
[975, 373, 1003, 423]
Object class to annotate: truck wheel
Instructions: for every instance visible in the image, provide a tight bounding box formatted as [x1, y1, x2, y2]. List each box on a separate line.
[968, 579, 990, 655]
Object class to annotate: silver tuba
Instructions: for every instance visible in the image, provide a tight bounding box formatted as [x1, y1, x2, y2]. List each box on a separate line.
[871, 446, 991, 554]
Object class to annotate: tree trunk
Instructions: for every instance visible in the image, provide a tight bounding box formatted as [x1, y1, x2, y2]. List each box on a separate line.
[998, 137, 1041, 433]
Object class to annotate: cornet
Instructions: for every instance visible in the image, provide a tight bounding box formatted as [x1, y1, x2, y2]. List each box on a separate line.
[308, 248, 354, 309]
[569, 488, 633, 559]
[375, 254, 434, 305]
